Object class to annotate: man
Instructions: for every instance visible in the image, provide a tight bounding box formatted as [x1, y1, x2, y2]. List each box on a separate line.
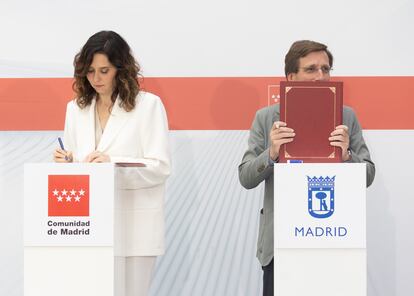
[238, 40, 375, 296]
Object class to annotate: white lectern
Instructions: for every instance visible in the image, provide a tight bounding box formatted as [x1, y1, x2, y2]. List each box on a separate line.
[274, 163, 366, 296]
[24, 163, 115, 296]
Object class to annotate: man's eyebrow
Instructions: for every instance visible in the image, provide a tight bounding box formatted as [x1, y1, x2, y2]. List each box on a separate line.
[303, 64, 317, 68]
[303, 63, 330, 68]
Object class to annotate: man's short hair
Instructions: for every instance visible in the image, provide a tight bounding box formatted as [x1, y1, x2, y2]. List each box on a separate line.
[284, 40, 333, 77]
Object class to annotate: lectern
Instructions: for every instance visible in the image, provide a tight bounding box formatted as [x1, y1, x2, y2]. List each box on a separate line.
[24, 163, 115, 296]
[274, 163, 366, 296]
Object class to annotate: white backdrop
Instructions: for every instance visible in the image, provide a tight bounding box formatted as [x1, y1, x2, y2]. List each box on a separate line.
[1, 0, 414, 295]
[1, 0, 414, 77]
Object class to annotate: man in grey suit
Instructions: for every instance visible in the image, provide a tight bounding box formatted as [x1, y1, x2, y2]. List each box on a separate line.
[238, 40, 375, 296]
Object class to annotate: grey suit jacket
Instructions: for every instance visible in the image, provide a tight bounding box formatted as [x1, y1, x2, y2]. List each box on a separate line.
[238, 104, 375, 266]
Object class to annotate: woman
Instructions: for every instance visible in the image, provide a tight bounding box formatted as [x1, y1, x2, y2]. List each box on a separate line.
[54, 30, 171, 296]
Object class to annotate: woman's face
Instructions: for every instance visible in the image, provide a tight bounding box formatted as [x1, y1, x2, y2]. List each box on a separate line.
[86, 53, 117, 98]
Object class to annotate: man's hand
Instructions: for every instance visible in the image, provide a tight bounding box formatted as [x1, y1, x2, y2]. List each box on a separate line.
[83, 151, 111, 163]
[329, 125, 350, 161]
[269, 121, 295, 160]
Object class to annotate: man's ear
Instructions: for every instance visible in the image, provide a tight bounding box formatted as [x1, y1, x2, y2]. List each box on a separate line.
[287, 73, 295, 81]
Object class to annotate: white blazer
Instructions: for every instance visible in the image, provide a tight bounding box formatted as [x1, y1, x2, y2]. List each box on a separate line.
[63, 91, 171, 256]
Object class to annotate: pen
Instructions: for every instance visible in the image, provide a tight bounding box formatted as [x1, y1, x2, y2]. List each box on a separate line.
[58, 137, 65, 150]
[58, 137, 68, 161]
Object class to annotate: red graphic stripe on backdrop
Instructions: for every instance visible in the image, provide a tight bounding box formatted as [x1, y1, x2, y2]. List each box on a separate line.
[0, 77, 413, 130]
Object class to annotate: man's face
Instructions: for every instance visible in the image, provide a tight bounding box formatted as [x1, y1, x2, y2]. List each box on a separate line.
[288, 50, 331, 81]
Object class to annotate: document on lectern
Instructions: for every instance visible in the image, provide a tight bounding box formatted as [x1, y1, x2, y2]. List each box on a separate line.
[115, 162, 146, 167]
[279, 81, 343, 163]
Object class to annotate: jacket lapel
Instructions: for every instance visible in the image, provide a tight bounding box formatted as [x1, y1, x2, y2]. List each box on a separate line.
[96, 97, 130, 151]
[77, 100, 96, 161]
[272, 104, 280, 123]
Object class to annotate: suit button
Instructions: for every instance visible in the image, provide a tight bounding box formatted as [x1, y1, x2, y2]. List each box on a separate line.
[257, 164, 265, 173]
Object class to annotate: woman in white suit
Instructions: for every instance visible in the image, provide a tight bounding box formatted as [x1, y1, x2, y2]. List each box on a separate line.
[54, 31, 171, 296]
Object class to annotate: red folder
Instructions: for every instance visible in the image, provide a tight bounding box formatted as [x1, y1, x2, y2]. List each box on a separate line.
[279, 81, 343, 163]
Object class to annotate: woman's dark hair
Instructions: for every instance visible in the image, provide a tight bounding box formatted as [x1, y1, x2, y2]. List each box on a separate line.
[73, 30, 140, 111]
[284, 40, 333, 78]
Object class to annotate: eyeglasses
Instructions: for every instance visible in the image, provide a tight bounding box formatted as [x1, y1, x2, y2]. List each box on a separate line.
[300, 65, 332, 74]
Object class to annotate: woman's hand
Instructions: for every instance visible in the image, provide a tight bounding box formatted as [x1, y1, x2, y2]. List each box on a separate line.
[53, 148, 73, 163]
[84, 151, 111, 163]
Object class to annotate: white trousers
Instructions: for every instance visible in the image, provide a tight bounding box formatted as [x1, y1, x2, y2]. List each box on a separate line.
[114, 256, 156, 296]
